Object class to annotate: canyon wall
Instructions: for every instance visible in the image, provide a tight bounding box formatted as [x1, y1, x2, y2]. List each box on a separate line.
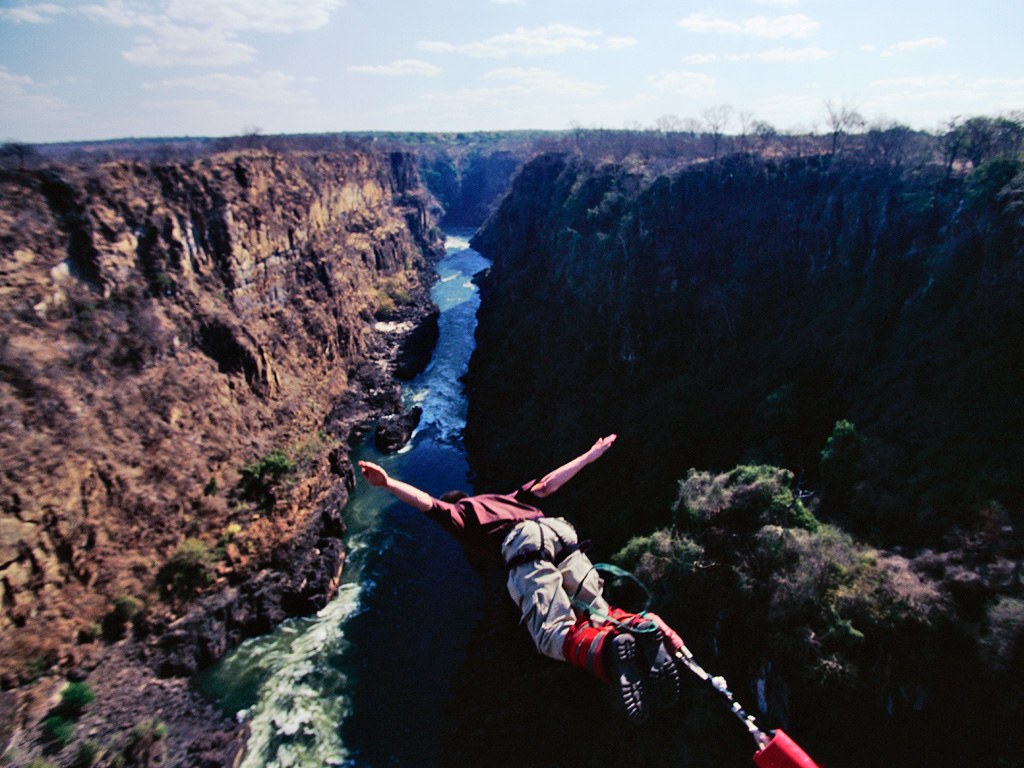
[467, 150, 1024, 548]
[421, 148, 525, 227]
[0, 147, 442, 760]
[458, 150, 1024, 766]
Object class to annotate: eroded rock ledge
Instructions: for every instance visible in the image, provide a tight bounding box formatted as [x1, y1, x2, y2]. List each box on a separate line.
[0, 146, 444, 765]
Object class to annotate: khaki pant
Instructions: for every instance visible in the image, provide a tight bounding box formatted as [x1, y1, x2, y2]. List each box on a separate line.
[501, 517, 610, 661]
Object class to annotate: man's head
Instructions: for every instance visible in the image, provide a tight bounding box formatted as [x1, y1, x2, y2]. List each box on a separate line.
[440, 490, 468, 503]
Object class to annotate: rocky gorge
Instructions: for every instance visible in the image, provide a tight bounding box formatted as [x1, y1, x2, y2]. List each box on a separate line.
[3, 124, 1023, 768]
[0, 145, 444, 765]
[458, 148, 1024, 766]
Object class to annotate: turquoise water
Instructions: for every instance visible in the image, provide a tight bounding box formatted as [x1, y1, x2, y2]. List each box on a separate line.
[200, 232, 491, 767]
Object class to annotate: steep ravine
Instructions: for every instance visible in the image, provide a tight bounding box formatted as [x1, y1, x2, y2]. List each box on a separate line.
[460, 151, 1024, 767]
[0, 147, 444, 765]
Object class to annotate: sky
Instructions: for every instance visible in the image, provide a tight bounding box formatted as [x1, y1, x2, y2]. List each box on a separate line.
[1, 0, 1022, 143]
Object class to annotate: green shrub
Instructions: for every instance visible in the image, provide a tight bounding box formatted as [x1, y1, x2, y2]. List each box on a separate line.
[614, 529, 703, 584]
[673, 464, 820, 532]
[966, 156, 1022, 211]
[374, 289, 397, 317]
[238, 449, 295, 508]
[219, 522, 242, 543]
[203, 476, 219, 496]
[60, 681, 95, 716]
[122, 718, 168, 766]
[819, 419, 865, 511]
[980, 597, 1024, 674]
[158, 538, 217, 597]
[130, 719, 168, 741]
[74, 740, 100, 767]
[102, 596, 142, 641]
[42, 714, 75, 747]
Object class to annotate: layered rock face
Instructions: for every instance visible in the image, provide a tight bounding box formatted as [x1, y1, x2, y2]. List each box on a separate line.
[0, 147, 443, 689]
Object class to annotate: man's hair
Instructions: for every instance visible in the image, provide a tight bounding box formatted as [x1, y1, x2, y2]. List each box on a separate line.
[440, 490, 469, 503]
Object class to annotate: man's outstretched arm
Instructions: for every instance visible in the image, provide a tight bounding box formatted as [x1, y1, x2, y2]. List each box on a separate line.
[358, 461, 436, 512]
[529, 434, 617, 499]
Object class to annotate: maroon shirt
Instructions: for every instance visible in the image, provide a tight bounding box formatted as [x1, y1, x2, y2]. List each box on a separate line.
[427, 480, 544, 561]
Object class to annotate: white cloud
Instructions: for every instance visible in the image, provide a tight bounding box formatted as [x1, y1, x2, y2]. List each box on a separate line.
[155, 70, 314, 104]
[0, 66, 75, 132]
[480, 67, 602, 95]
[163, 0, 343, 34]
[751, 0, 801, 5]
[866, 73, 1024, 118]
[0, 3, 65, 24]
[683, 53, 718, 65]
[417, 24, 608, 58]
[124, 27, 258, 67]
[348, 59, 441, 77]
[677, 13, 819, 38]
[649, 71, 717, 98]
[728, 46, 833, 62]
[78, 0, 345, 67]
[0, 67, 36, 95]
[881, 37, 947, 57]
[871, 74, 957, 89]
[606, 36, 637, 50]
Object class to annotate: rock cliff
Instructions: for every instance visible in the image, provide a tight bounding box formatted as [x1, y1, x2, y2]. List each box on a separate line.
[0, 147, 443, 761]
[467, 150, 1024, 548]
[422, 148, 526, 227]
[460, 150, 1024, 766]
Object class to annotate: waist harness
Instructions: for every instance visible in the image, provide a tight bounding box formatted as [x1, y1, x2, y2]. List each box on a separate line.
[504, 518, 591, 571]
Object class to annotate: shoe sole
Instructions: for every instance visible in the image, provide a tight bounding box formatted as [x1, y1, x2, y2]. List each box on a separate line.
[637, 626, 680, 710]
[608, 633, 648, 724]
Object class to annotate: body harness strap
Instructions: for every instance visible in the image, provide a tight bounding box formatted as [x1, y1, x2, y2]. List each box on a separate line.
[503, 518, 592, 571]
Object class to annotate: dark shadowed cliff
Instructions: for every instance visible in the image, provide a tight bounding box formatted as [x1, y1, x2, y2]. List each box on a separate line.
[457, 149, 1024, 767]
[0, 146, 443, 764]
[467, 150, 1024, 548]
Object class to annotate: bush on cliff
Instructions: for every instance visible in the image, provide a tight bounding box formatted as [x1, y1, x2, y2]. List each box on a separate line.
[102, 595, 142, 640]
[41, 714, 75, 748]
[614, 463, 954, 761]
[674, 464, 820, 533]
[157, 538, 217, 598]
[238, 449, 295, 509]
[60, 681, 95, 716]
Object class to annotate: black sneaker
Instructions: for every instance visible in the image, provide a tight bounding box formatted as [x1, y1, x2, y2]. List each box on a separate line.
[607, 632, 647, 724]
[632, 621, 680, 710]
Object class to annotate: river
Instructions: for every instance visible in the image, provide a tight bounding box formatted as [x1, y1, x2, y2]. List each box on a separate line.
[200, 230, 491, 767]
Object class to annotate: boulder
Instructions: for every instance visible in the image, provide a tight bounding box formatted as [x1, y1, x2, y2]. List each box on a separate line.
[394, 308, 440, 379]
[374, 407, 423, 453]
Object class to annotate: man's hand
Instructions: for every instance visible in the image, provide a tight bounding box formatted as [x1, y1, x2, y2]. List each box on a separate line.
[358, 460, 436, 512]
[586, 434, 617, 463]
[358, 461, 389, 488]
[531, 433, 618, 498]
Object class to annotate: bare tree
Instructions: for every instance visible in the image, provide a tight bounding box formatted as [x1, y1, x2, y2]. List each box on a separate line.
[939, 115, 967, 177]
[736, 110, 756, 153]
[654, 114, 683, 135]
[867, 120, 913, 168]
[824, 99, 865, 156]
[752, 120, 778, 155]
[702, 104, 733, 159]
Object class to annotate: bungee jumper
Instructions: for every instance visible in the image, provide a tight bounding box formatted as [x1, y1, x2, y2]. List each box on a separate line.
[359, 435, 821, 766]
[359, 434, 677, 723]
